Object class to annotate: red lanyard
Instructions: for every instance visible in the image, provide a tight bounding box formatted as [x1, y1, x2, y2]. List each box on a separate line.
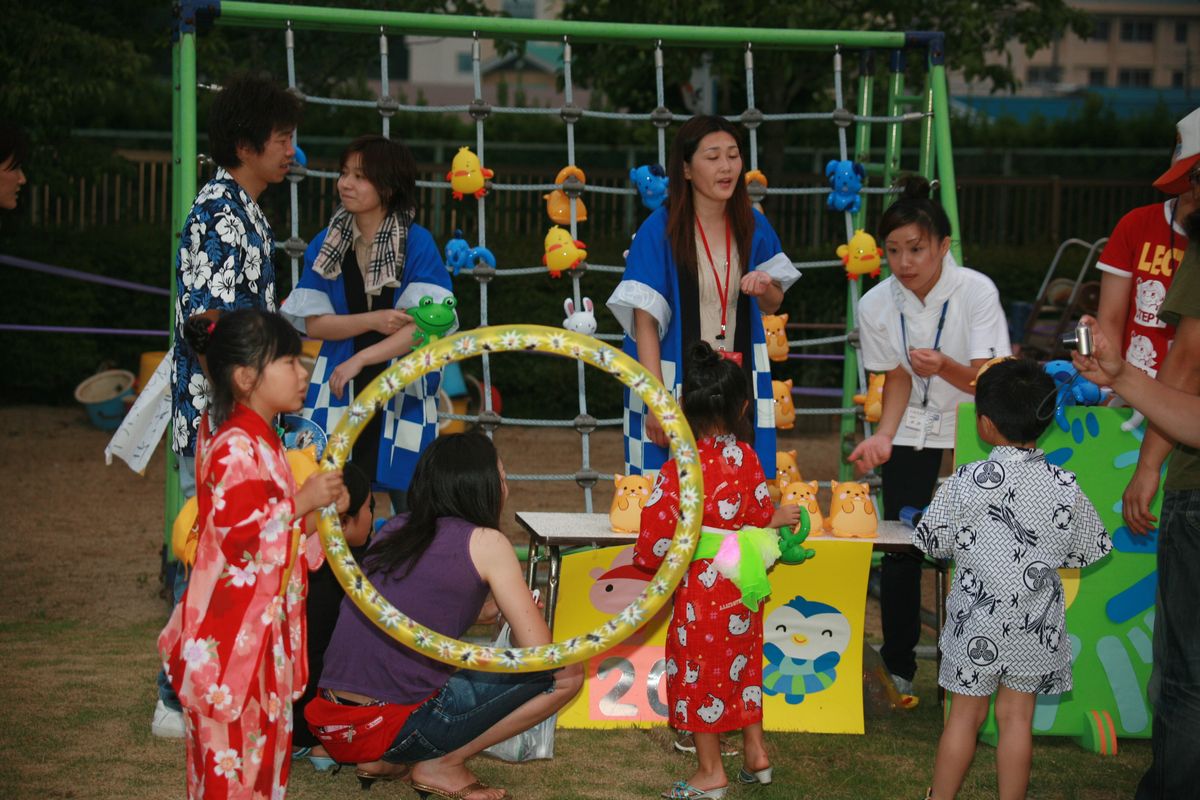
[696, 214, 732, 341]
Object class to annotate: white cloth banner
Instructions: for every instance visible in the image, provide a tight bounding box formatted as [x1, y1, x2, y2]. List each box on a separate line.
[105, 352, 171, 474]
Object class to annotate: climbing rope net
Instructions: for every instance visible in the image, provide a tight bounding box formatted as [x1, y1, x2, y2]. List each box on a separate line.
[174, 2, 963, 511]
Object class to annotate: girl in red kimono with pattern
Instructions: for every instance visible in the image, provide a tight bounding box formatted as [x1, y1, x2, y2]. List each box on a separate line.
[635, 342, 800, 800]
[159, 309, 346, 800]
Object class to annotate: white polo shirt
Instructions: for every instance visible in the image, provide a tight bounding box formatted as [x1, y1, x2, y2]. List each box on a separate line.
[856, 253, 1012, 449]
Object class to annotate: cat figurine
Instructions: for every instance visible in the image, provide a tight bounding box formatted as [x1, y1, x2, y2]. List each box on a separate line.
[610, 473, 653, 533]
[827, 480, 878, 538]
[780, 479, 825, 534]
[773, 379, 795, 430]
[762, 313, 789, 362]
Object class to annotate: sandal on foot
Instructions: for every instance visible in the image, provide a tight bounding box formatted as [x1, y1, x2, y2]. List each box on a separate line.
[672, 733, 739, 757]
[737, 766, 773, 785]
[410, 779, 510, 800]
[355, 764, 411, 790]
[660, 781, 727, 799]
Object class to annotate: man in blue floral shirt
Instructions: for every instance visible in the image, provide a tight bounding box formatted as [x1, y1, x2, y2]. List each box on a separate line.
[155, 75, 302, 739]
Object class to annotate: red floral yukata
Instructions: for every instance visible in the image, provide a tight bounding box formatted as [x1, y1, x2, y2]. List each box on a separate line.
[634, 435, 774, 733]
[159, 404, 324, 799]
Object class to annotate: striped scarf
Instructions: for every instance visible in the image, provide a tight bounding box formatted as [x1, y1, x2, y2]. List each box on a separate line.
[313, 205, 413, 294]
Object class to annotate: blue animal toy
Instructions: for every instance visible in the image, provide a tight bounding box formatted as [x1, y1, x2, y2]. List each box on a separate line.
[825, 159, 865, 214]
[629, 164, 669, 211]
[762, 595, 851, 704]
[443, 229, 496, 276]
[1044, 359, 1105, 433]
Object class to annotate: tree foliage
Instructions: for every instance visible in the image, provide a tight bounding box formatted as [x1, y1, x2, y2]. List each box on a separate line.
[559, 0, 1092, 175]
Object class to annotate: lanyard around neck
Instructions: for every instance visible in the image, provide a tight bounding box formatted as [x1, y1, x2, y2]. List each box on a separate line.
[900, 300, 949, 407]
[696, 214, 732, 342]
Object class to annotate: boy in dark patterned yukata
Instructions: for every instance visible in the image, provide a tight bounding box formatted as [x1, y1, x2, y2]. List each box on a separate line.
[912, 358, 1111, 800]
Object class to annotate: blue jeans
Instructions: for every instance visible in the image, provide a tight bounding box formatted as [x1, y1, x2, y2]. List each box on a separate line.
[157, 455, 196, 711]
[382, 669, 555, 763]
[1136, 489, 1200, 799]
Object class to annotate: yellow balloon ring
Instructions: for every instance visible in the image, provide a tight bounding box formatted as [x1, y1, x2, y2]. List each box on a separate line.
[315, 324, 702, 672]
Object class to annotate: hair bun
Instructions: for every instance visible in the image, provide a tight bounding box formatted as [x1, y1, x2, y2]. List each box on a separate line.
[182, 312, 220, 355]
[895, 174, 933, 202]
[688, 340, 723, 369]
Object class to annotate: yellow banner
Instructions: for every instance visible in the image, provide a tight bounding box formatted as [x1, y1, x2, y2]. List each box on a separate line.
[553, 540, 872, 733]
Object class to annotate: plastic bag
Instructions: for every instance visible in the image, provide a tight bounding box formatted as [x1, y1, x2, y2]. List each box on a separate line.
[481, 592, 557, 762]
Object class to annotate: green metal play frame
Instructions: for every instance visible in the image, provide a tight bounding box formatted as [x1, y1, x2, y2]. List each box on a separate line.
[168, 0, 963, 527]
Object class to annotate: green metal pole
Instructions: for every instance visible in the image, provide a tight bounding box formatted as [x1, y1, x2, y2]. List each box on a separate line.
[929, 60, 963, 263]
[879, 50, 907, 282]
[165, 39, 182, 555]
[165, 31, 198, 540]
[851, 52, 874, 231]
[216, 1, 906, 49]
[838, 55, 876, 482]
[917, 71, 935, 182]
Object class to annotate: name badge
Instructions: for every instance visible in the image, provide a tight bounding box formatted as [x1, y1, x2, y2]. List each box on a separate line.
[904, 407, 943, 435]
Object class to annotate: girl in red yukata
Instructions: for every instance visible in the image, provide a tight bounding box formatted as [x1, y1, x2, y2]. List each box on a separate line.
[634, 342, 800, 800]
[159, 309, 347, 800]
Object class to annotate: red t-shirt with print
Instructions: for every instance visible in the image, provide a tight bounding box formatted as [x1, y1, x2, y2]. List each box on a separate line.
[1096, 201, 1188, 377]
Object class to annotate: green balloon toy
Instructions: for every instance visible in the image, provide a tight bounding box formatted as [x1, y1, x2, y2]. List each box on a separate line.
[778, 505, 816, 565]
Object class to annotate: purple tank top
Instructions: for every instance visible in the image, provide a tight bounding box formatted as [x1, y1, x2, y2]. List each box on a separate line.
[320, 515, 490, 705]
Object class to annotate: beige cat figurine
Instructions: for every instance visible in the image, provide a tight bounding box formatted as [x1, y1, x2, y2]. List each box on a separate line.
[828, 480, 878, 538]
[770, 449, 803, 504]
[610, 473, 653, 533]
[780, 479, 825, 534]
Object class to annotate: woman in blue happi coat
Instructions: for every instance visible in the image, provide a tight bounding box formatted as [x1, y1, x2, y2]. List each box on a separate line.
[607, 115, 800, 478]
[282, 134, 455, 514]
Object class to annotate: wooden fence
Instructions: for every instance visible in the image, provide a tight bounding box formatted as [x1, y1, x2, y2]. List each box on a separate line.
[19, 149, 1160, 248]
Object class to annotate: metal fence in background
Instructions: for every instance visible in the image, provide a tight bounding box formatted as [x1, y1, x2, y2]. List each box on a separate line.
[19, 147, 1159, 247]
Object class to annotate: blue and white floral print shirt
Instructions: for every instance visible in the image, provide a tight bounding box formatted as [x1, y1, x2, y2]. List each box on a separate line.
[171, 168, 277, 457]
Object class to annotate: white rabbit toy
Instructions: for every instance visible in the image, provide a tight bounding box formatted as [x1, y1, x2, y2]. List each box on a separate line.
[563, 297, 597, 335]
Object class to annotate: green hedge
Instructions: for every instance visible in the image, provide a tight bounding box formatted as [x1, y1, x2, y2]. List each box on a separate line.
[0, 220, 1060, 418]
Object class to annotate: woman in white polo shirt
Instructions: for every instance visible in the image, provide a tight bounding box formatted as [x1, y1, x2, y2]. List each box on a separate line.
[848, 176, 1012, 701]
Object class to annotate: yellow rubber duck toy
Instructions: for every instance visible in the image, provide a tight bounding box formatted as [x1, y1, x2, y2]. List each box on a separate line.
[446, 146, 494, 200]
[542, 226, 587, 278]
[544, 166, 588, 224]
[837, 229, 883, 280]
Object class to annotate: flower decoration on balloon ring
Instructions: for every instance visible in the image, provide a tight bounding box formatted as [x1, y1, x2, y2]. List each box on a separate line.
[314, 324, 702, 672]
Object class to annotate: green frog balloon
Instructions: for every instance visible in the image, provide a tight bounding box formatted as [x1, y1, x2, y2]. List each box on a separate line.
[408, 295, 457, 348]
[778, 505, 816, 565]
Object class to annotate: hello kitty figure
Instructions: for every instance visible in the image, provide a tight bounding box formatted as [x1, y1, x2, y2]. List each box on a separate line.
[674, 699, 689, 724]
[697, 563, 718, 589]
[676, 624, 688, 647]
[1126, 333, 1158, 375]
[666, 657, 679, 680]
[1133, 278, 1167, 329]
[728, 612, 751, 635]
[696, 694, 726, 724]
[685, 601, 697, 624]
[722, 439, 744, 467]
[652, 537, 671, 557]
[742, 685, 762, 710]
[754, 480, 771, 506]
[562, 296, 597, 335]
[729, 653, 748, 682]
[683, 661, 700, 684]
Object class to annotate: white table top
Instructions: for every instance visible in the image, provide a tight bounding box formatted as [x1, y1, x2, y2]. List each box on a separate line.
[514, 512, 919, 552]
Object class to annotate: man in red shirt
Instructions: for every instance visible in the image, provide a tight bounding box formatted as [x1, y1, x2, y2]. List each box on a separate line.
[1096, 108, 1199, 378]
[1100, 107, 1200, 536]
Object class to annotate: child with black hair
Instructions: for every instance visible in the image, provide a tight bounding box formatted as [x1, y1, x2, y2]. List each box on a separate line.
[913, 358, 1111, 800]
[291, 461, 374, 772]
[159, 309, 346, 800]
[634, 342, 800, 800]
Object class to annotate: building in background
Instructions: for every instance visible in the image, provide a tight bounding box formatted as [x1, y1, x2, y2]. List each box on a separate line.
[952, 0, 1199, 121]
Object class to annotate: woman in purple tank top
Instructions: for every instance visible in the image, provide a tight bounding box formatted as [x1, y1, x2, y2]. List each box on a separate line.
[311, 432, 582, 800]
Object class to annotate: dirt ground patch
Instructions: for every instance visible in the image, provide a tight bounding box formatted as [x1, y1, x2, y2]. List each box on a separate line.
[1, 406, 1119, 800]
